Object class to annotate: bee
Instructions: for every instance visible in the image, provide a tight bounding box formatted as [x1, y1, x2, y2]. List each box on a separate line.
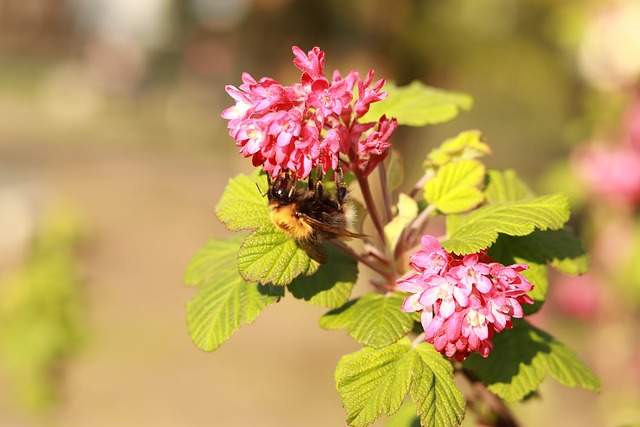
[264, 167, 364, 263]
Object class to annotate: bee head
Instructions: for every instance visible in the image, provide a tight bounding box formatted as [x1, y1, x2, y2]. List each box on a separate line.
[272, 186, 290, 200]
[267, 170, 297, 203]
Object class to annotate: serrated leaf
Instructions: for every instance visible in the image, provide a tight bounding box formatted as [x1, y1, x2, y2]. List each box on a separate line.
[335, 340, 465, 427]
[463, 320, 601, 403]
[237, 227, 320, 286]
[484, 169, 534, 203]
[185, 237, 283, 352]
[320, 292, 414, 348]
[424, 130, 491, 168]
[488, 230, 589, 314]
[360, 81, 473, 126]
[184, 235, 245, 287]
[443, 193, 570, 255]
[287, 245, 358, 309]
[215, 171, 270, 231]
[336, 339, 417, 427]
[424, 159, 485, 214]
[412, 344, 466, 427]
[385, 194, 419, 253]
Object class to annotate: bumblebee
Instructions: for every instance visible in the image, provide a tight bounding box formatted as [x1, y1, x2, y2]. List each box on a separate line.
[265, 167, 363, 263]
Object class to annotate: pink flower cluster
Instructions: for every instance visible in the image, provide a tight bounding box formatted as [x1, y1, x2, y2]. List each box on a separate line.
[571, 97, 640, 207]
[397, 235, 534, 361]
[221, 46, 397, 179]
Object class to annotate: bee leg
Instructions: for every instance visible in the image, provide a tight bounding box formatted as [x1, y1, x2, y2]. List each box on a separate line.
[286, 170, 298, 199]
[314, 165, 324, 201]
[335, 166, 347, 206]
[258, 172, 273, 197]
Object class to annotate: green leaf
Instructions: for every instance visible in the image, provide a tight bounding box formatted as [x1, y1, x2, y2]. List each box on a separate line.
[443, 193, 570, 255]
[287, 245, 358, 309]
[424, 130, 491, 168]
[463, 320, 601, 403]
[484, 169, 534, 203]
[185, 236, 283, 352]
[411, 344, 466, 427]
[335, 340, 465, 427]
[360, 81, 473, 126]
[237, 227, 320, 286]
[320, 292, 414, 348]
[336, 339, 417, 427]
[424, 159, 485, 214]
[215, 171, 270, 231]
[385, 193, 419, 253]
[184, 235, 244, 287]
[488, 230, 589, 314]
[386, 401, 419, 427]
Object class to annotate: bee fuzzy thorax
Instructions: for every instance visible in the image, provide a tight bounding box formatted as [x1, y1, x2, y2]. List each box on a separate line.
[269, 203, 314, 241]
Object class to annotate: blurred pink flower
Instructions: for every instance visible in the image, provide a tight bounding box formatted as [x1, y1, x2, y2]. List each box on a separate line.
[550, 273, 600, 320]
[397, 235, 534, 361]
[572, 144, 640, 206]
[623, 96, 640, 151]
[222, 46, 396, 179]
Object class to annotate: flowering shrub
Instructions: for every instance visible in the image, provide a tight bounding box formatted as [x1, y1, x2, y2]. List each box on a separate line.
[185, 46, 600, 427]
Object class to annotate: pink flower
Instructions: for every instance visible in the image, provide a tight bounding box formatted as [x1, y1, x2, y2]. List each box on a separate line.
[222, 46, 396, 179]
[571, 144, 640, 206]
[397, 235, 534, 361]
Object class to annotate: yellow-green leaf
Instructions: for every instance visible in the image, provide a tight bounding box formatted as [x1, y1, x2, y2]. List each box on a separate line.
[424, 159, 485, 214]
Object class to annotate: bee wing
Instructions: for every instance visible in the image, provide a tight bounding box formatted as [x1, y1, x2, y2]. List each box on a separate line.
[299, 239, 328, 264]
[300, 213, 367, 240]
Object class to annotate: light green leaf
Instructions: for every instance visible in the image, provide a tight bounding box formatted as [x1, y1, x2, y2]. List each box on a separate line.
[484, 169, 534, 203]
[424, 159, 485, 214]
[215, 171, 270, 231]
[320, 292, 414, 348]
[385, 193, 419, 253]
[385, 401, 419, 427]
[185, 236, 283, 352]
[360, 81, 473, 126]
[237, 227, 320, 286]
[336, 339, 417, 427]
[412, 344, 466, 427]
[443, 193, 570, 255]
[184, 235, 244, 287]
[424, 130, 491, 168]
[335, 340, 465, 427]
[463, 320, 601, 403]
[287, 245, 358, 309]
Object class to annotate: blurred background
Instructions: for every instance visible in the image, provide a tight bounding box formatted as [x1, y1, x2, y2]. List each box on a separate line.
[0, 0, 639, 426]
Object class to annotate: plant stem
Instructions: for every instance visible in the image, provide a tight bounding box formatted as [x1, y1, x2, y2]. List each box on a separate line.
[408, 170, 434, 199]
[463, 369, 522, 427]
[355, 170, 387, 246]
[405, 203, 437, 249]
[329, 241, 393, 282]
[377, 162, 392, 224]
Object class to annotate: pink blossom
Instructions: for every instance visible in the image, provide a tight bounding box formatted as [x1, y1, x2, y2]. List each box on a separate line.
[571, 144, 640, 206]
[397, 235, 534, 361]
[222, 46, 396, 179]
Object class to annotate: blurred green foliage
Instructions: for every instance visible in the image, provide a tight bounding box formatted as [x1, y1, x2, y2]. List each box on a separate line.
[0, 204, 85, 413]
